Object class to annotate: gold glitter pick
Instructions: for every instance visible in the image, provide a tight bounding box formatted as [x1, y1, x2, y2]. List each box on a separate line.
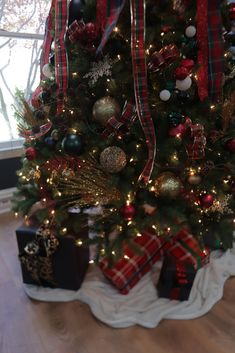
[56, 155, 121, 207]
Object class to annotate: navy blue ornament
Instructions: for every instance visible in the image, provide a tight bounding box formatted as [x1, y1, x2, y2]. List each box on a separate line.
[176, 91, 191, 104]
[44, 136, 56, 149]
[68, 0, 85, 26]
[62, 134, 83, 155]
[168, 112, 184, 127]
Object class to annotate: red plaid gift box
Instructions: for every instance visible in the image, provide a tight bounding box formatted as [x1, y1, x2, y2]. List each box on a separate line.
[164, 229, 210, 270]
[99, 230, 164, 294]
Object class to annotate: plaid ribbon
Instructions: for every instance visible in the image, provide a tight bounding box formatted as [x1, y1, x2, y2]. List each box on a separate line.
[130, 0, 156, 183]
[40, 0, 56, 80]
[96, 0, 108, 34]
[185, 118, 207, 160]
[197, 0, 208, 101]
[207, 0, 224, 102]
[100, 230, 164, 294]
[101, 101, 137, 138]
[164, 229, 209, 270]
[19, 121, 53, 140]
[148, 44, 180, 72]
[55, 0, 69, 113]
[96, 0, 125, 55]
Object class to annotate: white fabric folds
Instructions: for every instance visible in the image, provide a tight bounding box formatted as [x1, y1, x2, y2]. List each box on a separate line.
[24, 248, 235, 328]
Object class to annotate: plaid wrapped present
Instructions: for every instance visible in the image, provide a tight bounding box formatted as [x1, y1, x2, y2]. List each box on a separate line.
[164, 229, 209, 270]
[157, 256, 197, 301]
[99, 230, 164, 294]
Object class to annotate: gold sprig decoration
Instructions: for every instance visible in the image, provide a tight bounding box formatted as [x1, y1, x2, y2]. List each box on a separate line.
[222, 91, 235, 132]
[56, 155, 121, 208]
[14, 97, 51, 139]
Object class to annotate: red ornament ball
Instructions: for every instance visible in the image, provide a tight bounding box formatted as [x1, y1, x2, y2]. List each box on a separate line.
[25, 147, 37, 161]
[120, 203, 136, 221]
[200, 194, 214, 209]
[180, 59, 194, 71]
[175, 66, 189, 80]
[229, 5, 235, 20]
[84, 22, 96, 42]
[226, 138, 235, 153]
[168, 123, 187, 137]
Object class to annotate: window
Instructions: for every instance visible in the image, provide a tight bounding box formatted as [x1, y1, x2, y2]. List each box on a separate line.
[0, 0, 50, 147]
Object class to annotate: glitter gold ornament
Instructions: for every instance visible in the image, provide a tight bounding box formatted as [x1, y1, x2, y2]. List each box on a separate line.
[100, 146, 127, 173]
[92, 96, 121, 126]
[154, 172, 182, 198]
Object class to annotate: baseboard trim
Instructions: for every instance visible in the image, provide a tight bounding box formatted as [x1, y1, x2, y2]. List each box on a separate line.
[0, 187, 16, 214]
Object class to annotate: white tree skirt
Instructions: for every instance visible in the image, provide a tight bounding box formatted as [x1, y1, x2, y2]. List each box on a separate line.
[24, 248, 235, 328]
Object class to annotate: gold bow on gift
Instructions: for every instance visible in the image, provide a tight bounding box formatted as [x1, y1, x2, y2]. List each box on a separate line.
[19, 225, 59, 286]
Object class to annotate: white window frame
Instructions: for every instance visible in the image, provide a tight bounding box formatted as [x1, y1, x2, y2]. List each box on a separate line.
[0, 30, 44, 159]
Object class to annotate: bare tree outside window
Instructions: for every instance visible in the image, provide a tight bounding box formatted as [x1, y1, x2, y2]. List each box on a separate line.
[0, 0, 50, 142]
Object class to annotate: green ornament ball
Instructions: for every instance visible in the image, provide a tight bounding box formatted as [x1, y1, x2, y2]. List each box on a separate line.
[62, 134, 84, 155]
[92, 96, 121, 126]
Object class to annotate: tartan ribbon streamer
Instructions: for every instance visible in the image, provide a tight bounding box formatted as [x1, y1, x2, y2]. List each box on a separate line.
[40, 0, 56, 80]
[130, 0, 156, 183]
[55, 0, 69, 113]
[96, 0, 108, 34]
[148, 44, 180, 72]
[185, 118, 207, 160]
[96, 0, 126, 55]
[101, 101, 137, 138]
[197, 0, 208, 101]
[100, 230, 164, 294]
[19, 121, 53, 140]
[207, 0, 224, 102]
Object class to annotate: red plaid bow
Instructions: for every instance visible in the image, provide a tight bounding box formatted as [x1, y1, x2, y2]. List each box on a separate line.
[148, 44, 180, 72]
[101, 101, 137, 138]
[67, 20, 86, 43]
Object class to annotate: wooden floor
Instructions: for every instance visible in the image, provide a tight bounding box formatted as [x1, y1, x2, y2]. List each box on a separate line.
[0, 212, 235, 353]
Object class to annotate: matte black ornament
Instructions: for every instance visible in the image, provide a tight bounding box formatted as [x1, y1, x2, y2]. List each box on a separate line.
[68, 0, 85, 26]
[62, 134, 84, 155]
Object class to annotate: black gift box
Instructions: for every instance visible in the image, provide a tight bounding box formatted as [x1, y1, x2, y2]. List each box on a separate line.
[157, 256, 196, 301]
[16, 222, 89, 290]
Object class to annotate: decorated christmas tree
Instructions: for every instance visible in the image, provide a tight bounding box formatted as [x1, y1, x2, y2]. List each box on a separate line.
[13, 0, 235, 294]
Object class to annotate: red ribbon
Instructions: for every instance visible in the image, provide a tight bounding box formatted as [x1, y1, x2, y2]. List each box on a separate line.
[197, 0, 208, 101]
[55, 0, 69, 113]
[130, 0, 156, 183]
[96, 0, 108, 34]
[185, 118, 207, 160]
[40, 0, 56, 80]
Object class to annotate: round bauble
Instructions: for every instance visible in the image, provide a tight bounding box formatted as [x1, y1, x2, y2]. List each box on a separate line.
[62, 134, 84, 155]
[44, 136, 56, 149]
[154, 172, 182, 198]
[187, 174, 202, 185]
[25, 147, 37, 161]
[226, 138, 235, 153]
[42, 63, 54, 79]
[180, 58, 194, 71]
[51, 129, 59, 141]
[200, 194, 214, 209]
[175, 66, 189, 80]
[176, 76, 192, 91]
[159, 89, 171, 101]
[120, 203, 136, 221]
[168, 123, 187, 137]
[176, 90, 191, 104]
[100, 146, 127, 173]
[68, 0, 84, 25]
[185, 25, 196, 38]
[167, 112, 183, 127]
[92, 96, 121, 126]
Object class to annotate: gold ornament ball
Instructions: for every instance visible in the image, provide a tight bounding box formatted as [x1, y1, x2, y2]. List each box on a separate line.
[187, 174, 202, 185]
[154, 172, 182, 198]
[92, 96, 121, 126]
[100, 146, 127, 173]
